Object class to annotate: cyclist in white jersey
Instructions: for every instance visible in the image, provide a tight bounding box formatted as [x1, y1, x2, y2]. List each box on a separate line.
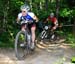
[16, 4, 38, 49]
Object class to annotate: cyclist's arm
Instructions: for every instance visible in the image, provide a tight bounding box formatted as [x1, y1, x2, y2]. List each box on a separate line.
[46, 18, 49, 21]
[33, 15, 39, 23]
[44, 17, 49, 23]
[16, 17, 20, 23]
[51, 19, 58, 31]
[29, 12, 39, 23]
[16, 13, 22, 23]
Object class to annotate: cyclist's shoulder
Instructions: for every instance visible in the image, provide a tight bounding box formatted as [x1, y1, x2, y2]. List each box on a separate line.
[47, 16, 50, 18]
[53, 17, 57, 19]
[18, 13, 22, 17]
[28, 12, 35, 17]
[28, 12, 35, 16]
[47, 16, 51, 19]
[53, 17, 58, 21]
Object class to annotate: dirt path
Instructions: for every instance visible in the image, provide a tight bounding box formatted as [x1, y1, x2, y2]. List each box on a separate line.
[0, 43, 75, 64]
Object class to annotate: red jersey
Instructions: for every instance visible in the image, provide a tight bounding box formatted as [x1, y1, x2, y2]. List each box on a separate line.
[48, 16, 57, 23]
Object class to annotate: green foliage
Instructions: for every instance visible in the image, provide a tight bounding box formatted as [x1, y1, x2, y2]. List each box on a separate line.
[0, 31, 14, 47]
[59, 8, 73, 17]
[71, 56, 75, 63]
[65, 33, 75, 45]
[0, 0, 75, 47]
[34, 0, 44, 3]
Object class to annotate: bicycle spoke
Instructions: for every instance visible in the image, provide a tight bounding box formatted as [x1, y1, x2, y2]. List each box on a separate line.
[15, 31, 28, 60]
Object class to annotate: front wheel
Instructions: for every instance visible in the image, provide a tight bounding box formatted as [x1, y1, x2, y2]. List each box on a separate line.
[15, 30, 28, 60]
[36, 30, 49, 47]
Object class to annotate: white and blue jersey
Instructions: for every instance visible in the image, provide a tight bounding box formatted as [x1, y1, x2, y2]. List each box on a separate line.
[18, 12, 35, 22]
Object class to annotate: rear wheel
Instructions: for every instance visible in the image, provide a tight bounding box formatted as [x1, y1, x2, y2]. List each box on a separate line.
[49, 31, 63, 44]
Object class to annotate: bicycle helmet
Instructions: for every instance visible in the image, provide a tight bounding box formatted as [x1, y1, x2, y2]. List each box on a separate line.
[50, 12, 54, 18]
[20, 4, 30, 12]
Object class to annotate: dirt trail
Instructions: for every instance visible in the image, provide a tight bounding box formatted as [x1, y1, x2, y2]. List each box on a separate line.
[0, 43, 75, 64]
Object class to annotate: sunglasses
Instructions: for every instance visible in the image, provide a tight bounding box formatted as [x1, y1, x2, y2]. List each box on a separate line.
[22, 11, 26, 13]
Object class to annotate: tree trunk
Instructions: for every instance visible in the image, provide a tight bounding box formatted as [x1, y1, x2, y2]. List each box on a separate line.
[56, 0, 60, 19]
[49, 0, 51, 2]
[29, 0, 32, 11]
[45, 0, 48, 11]
[25, 0, 29, 4]
[3, 1, 9, 29]
[73, 17, 75, 37]
[39, 2, 42, 10]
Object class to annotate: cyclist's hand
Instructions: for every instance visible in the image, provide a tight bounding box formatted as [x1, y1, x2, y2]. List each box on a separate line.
[51, 29, 54, 32]
[16, 21, 20, 26]
[59, 23, 63, 28]
[50, 27, 56, 32]
[43, 20, 47, 24]
[33, 20, 38, 24]
[48, 26, 51, 29]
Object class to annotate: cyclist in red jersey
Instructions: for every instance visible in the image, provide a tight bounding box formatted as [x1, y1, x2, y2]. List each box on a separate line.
[44, 13, 58, 31]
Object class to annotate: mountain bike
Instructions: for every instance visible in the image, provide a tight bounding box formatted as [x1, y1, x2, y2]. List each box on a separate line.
[15, 19, 35, 60]
[37, 25, 60, 45]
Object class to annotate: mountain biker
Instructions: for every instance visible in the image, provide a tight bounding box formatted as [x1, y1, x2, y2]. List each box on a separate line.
[16, 4, 38, 49]
[44, 12, 58, 31]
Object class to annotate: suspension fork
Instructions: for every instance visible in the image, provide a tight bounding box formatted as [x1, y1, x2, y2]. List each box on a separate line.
[40, 30, 48, 39]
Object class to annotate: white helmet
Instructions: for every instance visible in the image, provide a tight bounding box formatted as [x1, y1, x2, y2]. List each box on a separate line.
[50, 13, 54, 17]
[20, 4, 30, 12]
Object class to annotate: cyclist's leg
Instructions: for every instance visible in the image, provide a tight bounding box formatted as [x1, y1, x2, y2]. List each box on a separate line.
[31, 24, 36, 43]
[50, 25, 58, 41]
[30, 23, 36, 49]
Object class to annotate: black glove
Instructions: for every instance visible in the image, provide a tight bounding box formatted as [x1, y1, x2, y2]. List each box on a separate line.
[33, 20, 36, 23]
[16, 21, 21, 26]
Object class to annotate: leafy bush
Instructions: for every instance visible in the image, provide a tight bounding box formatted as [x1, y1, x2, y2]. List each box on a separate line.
[71, 56, 75, 63]
[65, 33, 75, 44]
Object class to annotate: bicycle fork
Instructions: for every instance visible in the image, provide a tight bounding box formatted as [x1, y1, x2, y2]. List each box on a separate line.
[40, 30, 47, 39]
[27, 33, 31, 48]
